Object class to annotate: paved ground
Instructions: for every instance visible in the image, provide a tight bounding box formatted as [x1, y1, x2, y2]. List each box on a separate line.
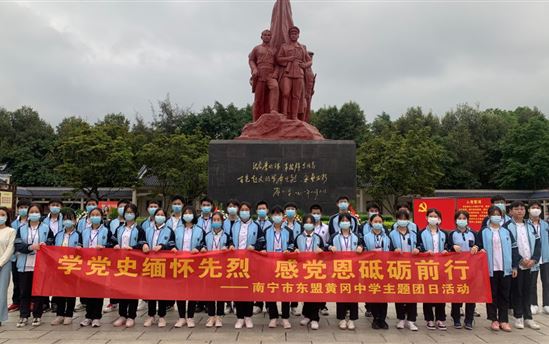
[2, 300, 549, 344]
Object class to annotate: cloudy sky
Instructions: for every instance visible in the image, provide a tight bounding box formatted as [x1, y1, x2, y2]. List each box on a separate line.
[1, 0, 548, 125]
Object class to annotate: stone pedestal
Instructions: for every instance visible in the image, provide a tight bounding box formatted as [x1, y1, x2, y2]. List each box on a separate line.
[208, 140, 356, 212]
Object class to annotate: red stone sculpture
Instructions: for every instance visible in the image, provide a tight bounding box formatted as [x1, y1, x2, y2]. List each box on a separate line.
[238, 0, 323, 141]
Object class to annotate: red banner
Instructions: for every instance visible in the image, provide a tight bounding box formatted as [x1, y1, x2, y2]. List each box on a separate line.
[456, 198, 492, 231]
[33, 247, 491, 303]
[413, 198, 456, 230]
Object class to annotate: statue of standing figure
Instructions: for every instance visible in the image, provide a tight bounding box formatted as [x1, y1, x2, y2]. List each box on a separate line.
[249, 30, 279, 121]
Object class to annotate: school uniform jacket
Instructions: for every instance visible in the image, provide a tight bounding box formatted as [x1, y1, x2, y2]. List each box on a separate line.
[294, 232, 324, 252]
[140, 217, 155, 233]
[201, 230, 233, 251]
[230, 220, 261, 250]
[328, 213, 359, 236]
[196, 215, 213, 234]
[223, 217, 240, 236]
[113, 223, 146, 249]
[504, 219, 541, 271]
[530, 219, 549, 265]
[259, 227, 295, 252]
[417, 227, 448, 253]
[174, 225, 204, 251]
[143, 224, 176, 250]
[447, 227, 478, 252]
[14, 222, 54, 272]
[363, 230, 391, 252]
[389, 226, 418, 252]
[477, 225, 520, 277]
[166, 217, 183, 233]
[283, 220, 302, 240]
[328, 232, 362, 251]
[54, 230, 82, 247]
[42, 214, 64, 236]
[80, 225, 111, 248]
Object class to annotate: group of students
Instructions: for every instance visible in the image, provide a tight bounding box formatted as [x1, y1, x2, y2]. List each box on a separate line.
[0, 194, 547, 333]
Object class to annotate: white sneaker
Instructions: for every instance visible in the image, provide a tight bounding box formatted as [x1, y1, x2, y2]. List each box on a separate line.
[63, 317, 72, 325]
[338, 319, 347, 329]
[291, 307, 301, 316]
[137, 300, 147, 311]
[187, 318, 195, 328]
[206, 317, 215, 328]
[80, 318, 92, 327]
[51, 316, 64, 326]
[113, 316, 126, 327]
[174, 318, 186, 328]
[16, 318, 28, 327]
[215, 316, 223, 327]
[158, 317, 166, 328]
[74, 303, 85, 311]
[310, 321, 319, 330]
[235, 319, 244, 329]
[269, 318, 278, 328]
[347, 320, 355, 330]
[282, 319, 291, 329]
[300, 317, 311, 326]
[125, 318, 135, 328]
[531, 305, 539, 315]
[31, 318, 41, 326]
[544, 306, 549, 314]
[143, 316, 155, 327]
[103, 303, 118, 313]
[244, 317, 253, 328]
[525, 319, 540, 330]
[515, 317, 524, 329]
[91, 319, 101, 327]
[396, 320, 406, 329]
[253, 306, 262, 314]
[407, 321, 419, 331]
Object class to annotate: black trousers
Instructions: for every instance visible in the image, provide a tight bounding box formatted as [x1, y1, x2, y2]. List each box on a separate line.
[395, 303, 417, 322]
[451, 303, 475, 324]
[531, 263, 549, 306]
[423, 303, 446, 321]
[148, 300, 170, 317]
[118, 299, 138, 319]
[370, 303, 388, 322]
[267, 302, 290, 319]
[513, 268, 533, 320]
[302, 302, 320, 322]
[83, 298, 103, 320]
[487, 271, 510, 323]
[336, 302, 358, 320]
[207, 301, 225, 316]
[19, 271, 47, 319]
[177, 300, 196, 319]
[55, 297, 76, 317]
[290, 301, 299, 308]
[11, 262, 19, 304]
[254, 301, 264, 310]
[235, 301, 253, 319]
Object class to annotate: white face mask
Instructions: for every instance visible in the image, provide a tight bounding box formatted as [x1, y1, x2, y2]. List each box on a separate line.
[427, 217, 439, 226]
[529, 208, 542, 217]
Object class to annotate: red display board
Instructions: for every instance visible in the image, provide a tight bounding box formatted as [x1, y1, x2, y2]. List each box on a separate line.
[413, 198, 457, 230]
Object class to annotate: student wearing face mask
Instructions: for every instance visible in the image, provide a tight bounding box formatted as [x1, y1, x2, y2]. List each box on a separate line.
[328, 196, 359, 236]
[310, 204, 330, 315]
[142, 208, 175, 328]
[232, 202, 261, 329]
[477, 206, 519, 332]
[253, 200, 271, 315]
[80, 207, 110, 327]
[0, 207, 16, 326]
[172, 206, 204, 328]
[505, 201, 541, 330]
[295, 214, 325, 330]
[417, 208, 448, 331]
[528, 201, 549, 315]
[363, 214, 390, 329]
[200, 211, 234, 328]
[112, 203, 145, 328]
[222, 199, 240, 314]
[77, 199, 99, 233]
[389, 209, 420, 331]
[14, 203, 54, 327]
[360, 201, 382, 235]
[167, 195, 185, 233]
[481, 195, 512, 228]
[328, 213, 363, 330]
[43, 200, 64, 237]
[283, 202, 303, 316]
[447, 210, 479, 330]
[257, 206, 295, 329]
[391, 201, 418, 233]
[51, 209, 81, 326]
[140, 200, 160, 234]
[9, 199, 30, 313]
[197, 197, 214, 234]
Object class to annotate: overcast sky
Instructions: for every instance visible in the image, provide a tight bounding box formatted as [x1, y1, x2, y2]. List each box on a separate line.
[1, 1, 548, 125]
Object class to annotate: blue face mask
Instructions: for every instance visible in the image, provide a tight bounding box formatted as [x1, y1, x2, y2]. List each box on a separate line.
[456, 219, 468, 228]
[28, 213, 41, 222]
[0, 216, 7, 225]
[172, 204, 183, 213]
[272, 215, 283, 224]
[397, 220, 409, 227]
[124, 213, 136, 222]
[118, 207, 125, 216]
[303, 223, 314, 231]
[372, 223, 384, 231]
[490, 215, 502, 224]
[18, 208, 28, 217]
[340, 221, 351, 230]
[63, 220, 74, 229]
[86, 205, 97, 213]
[148, 207, 158, 217]
[338, 202, 349, 211]
[227, 207, 238, 215]
[240, 211, 250, 221]
[155, 215, 166, 225]
[257, 209, 267, 218]
[285, 209, 296, 218]
[312, 214, 321, 222]
[183, 214, 194, 223]
[212, 221, 222, 229]
[495, 203, 506, 213]
[201, 206, 212, 214]
[90, 216, 102, 225]
[50, 206, 61, 215]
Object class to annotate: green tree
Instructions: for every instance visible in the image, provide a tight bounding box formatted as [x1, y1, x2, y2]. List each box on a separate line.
[311, 101, 368, 143]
